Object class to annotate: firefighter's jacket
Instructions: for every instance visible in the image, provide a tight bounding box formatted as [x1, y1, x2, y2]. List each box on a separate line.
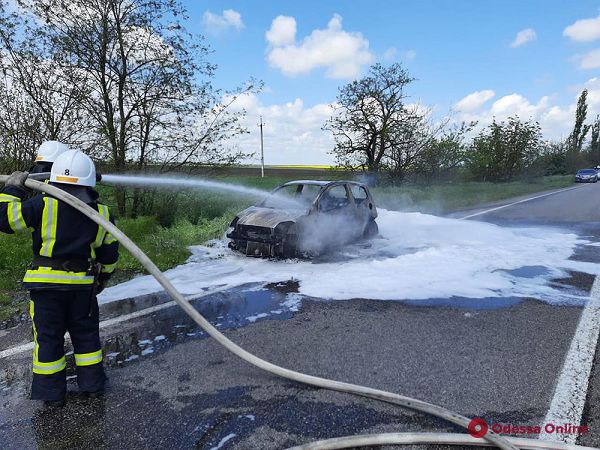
[0, 184, 119, 289]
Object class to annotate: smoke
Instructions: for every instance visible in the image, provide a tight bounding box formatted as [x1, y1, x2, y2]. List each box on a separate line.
[295, 211, 370, 256]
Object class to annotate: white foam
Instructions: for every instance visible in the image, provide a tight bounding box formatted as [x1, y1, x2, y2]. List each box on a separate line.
[246, 313, 269, 323]
[100, 210, 596, 305]
[210, 433, 236, 450]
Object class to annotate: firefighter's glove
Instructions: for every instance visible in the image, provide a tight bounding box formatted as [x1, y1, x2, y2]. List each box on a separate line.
[6, 171, 29, 189]
[96, 282, 106, 295]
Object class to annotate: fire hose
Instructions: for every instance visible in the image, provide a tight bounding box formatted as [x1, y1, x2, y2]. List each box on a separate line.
[1, 175, 595, 450]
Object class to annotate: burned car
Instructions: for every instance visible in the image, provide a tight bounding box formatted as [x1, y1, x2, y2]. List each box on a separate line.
[227, 180, 378, 257]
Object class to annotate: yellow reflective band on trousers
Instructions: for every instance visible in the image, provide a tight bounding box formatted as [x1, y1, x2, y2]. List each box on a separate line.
[30, 300, 66, 375]
[90, 204, 109, 258]
[40, 197, 58, 256]
[74, 350, 103, 366]
[23, 268, 95, 285]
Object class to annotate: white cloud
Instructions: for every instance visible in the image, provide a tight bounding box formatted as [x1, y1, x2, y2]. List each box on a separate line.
[510, 28, 537, 48]
[578, 48, 600, 69]
[402, 49, 417, 60]
[383, 47, 397, 61]
[586, 77, 600, 106]
[202, 9, 244, 35]
[382, 48, 415, 62]
[452, 79, 600, 142]
[265, 15, 296, 46]
[564, 14, 600, 42]
[490, 93, 550, 117]
[265, 14, 374, 79]
[228, 93, 335, 165]
[453, 90, 495, 112]
[225, 78, 600, 165]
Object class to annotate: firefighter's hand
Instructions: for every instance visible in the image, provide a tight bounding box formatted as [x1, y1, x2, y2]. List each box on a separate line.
[96, 282, 106, 295]
[6, 171, 29, 188]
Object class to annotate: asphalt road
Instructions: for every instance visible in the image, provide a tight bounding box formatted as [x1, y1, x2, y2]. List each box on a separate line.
[2, 182, 600, 449]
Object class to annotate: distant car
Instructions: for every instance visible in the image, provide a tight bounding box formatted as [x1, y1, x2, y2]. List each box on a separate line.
[227, 180, 378, 257]
[575, 169, 598, 183]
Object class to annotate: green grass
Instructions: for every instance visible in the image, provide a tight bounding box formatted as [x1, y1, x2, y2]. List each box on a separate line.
[0, 232, 32, 321]
[113, 213, 237, 281]
[0, 174, 574, 322]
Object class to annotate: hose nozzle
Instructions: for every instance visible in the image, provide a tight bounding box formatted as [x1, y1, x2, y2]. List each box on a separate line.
[27, 172, 51, 181]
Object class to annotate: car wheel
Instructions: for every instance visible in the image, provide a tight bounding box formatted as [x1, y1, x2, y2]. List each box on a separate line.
[363, 220, 379, 239]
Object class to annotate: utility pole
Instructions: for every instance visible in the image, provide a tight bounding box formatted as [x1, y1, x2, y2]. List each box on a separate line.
[258, 116, 265, 178]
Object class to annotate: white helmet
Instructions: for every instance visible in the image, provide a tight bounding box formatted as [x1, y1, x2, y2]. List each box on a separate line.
[35, 141, 70, 163]
[50, 150, 97, 187]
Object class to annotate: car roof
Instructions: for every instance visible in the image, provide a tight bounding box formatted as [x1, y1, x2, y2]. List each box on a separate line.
[281, 180, 367, 187]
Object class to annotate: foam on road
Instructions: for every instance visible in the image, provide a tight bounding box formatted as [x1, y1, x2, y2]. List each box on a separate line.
[101, 209, 597, 305]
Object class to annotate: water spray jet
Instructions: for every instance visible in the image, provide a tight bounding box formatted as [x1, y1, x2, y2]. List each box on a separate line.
[101, 173, 275, 199]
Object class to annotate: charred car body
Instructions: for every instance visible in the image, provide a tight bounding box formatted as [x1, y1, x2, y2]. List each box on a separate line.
[227, 180, 378, 257]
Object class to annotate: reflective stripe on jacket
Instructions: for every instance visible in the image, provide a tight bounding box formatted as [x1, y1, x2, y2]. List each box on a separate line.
[0, 185, 119, 288]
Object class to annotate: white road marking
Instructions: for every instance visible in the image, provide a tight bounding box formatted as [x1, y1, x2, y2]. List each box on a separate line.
[459, 186, 580, 219]
[540, 278, 600, 443]
[458, 183, 600, 444]
[0, 341, 34, 359]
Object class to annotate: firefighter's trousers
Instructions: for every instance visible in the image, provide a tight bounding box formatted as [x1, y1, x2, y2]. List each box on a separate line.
[29, 288, 106, 401]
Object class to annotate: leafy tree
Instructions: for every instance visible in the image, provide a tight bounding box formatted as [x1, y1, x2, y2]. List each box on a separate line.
[0, 66, 43, 173]
[415, 121, 475, 184]
[590, 115, 600, 166]
[539, 141, 568, 175]
[1, 0, 259, 215]
[0, 1, 92, 170]
[324, 63, 431, 179]
[467, 116, 543, 181]
[568, 89, 591, 154]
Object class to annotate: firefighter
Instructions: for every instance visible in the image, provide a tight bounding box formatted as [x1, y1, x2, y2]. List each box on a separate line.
[0, 150, 119, 407]
[29, 141, 70, 174]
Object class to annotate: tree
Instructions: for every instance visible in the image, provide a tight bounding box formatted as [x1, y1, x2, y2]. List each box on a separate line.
[590, 115, 600, 166]
[3, 0, 258, 215]
[539, 141, 568, 175]
[568, 89, 591, 154]
[467, 116, 543, 182]
[0, 1, 92, 170]
[0, 66, 42, 173]
[324, 63, 431, 178]
[415, 121, 475, 183]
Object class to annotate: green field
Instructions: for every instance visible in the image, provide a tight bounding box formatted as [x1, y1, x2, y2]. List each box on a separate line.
[0, 174, 573, 323]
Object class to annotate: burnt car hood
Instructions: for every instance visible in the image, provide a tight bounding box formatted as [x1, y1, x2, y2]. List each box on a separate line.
[236, 206, 307, 228]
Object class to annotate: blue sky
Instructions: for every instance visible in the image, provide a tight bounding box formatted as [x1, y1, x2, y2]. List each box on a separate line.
[181, 1, 600, 164]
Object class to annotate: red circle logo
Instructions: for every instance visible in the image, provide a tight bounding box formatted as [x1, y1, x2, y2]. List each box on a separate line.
[468, 417, 489, 438]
